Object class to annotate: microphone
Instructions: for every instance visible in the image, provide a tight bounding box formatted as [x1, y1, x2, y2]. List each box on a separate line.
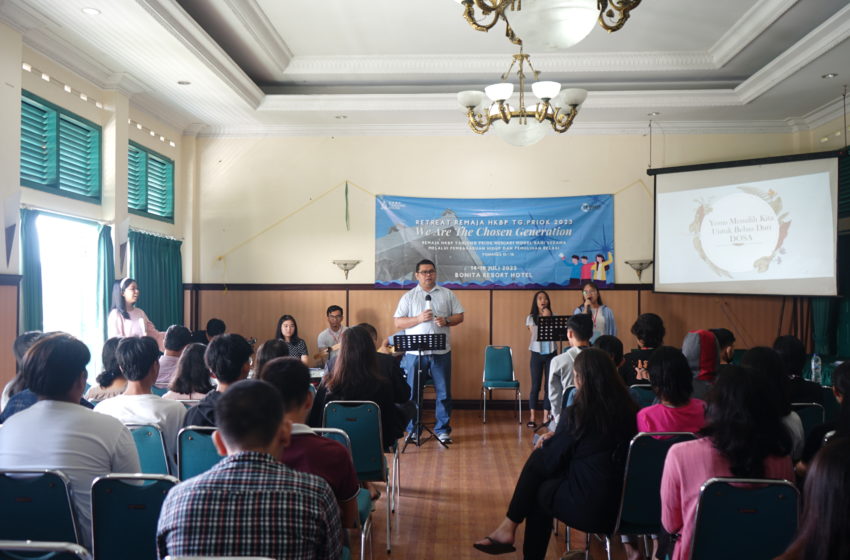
[425, 294, 432, 312]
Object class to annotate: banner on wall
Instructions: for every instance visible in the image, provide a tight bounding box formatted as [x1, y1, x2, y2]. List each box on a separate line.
[375, 195, 614, 288]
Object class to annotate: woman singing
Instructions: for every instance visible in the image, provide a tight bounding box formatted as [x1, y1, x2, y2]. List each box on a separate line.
[573, 281, 616, 342]
[526, 291, 555, 429]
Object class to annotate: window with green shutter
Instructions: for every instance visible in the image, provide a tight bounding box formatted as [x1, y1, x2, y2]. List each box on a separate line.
[128, 141, 174, 222]
[20, 91, 101, 203]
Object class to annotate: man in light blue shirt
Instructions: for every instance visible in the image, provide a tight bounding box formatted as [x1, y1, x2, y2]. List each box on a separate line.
[393, 259, 464, 443]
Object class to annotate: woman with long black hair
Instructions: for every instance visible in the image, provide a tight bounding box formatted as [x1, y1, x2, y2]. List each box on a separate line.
[661, 365, 794, 560]
[107, 277, 162, 346]
[525, 290, 555, 428]
[573, 281, 616, 342]
[274, 314, 310, 365]
[473, 348, 638, 559]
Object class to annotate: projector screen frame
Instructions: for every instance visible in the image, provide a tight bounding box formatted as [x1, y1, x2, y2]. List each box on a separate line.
[648, 149, 844, 297]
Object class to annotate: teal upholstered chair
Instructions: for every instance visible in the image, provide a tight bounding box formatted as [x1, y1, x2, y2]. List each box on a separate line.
[481, 346, 521, 423]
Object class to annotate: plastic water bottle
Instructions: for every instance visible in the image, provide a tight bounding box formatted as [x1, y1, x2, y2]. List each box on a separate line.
[811, 353, 823, 385]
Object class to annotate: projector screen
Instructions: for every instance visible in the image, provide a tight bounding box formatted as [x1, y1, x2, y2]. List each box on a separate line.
[654, 156, 838, 296]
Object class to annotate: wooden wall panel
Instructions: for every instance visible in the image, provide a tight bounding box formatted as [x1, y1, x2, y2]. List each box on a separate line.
[0, 285, 18, 389]
[188, 286, 811, 402]
[197, 290, 346, 353]
[639, 291, 801, 349]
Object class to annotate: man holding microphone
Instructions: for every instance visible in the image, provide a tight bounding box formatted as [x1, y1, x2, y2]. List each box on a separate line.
[394, 259, 464, 444]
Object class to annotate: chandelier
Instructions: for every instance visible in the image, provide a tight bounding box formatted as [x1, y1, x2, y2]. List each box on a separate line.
[459, 0, 641, 50]
[457, 50, 587, 146]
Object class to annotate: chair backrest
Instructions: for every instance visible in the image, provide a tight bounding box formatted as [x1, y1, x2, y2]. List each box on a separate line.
[91, 474, 178, 560]
[323, 401, 385, 481]
[181, 399, 201, 409]
[178, 426, 220, 480]
[0, 469, 79, 545]
[313, 427, 353, 451]
[482, 346, 514, 382]
[821, 386, 840, 422]
[0, 540, 91, 560]
[690, 477, 799, 560]
[791, 402, 826, 440]
[128, 424, 170, 475]
[614, 432, 697, 535]
[151, 386, 169, 397]
[628, 384, 656, 408]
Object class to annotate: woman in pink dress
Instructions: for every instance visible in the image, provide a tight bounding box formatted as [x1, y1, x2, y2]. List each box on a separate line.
[661, 365, 794, 560]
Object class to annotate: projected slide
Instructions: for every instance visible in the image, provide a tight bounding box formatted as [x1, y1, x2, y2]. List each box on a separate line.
[655, 158, 838, 296]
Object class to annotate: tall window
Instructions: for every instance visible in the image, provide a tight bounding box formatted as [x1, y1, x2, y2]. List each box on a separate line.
[128, 142, 174, 222]
[36, 213, 103, 381]
[20, 91, 102, 203]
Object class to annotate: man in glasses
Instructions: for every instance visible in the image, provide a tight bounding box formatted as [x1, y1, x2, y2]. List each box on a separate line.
[315, 305, 347, 367]
[393, 259, 464, 444]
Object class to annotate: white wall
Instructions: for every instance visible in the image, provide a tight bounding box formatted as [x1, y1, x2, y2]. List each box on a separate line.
[194, 131, 799, 284]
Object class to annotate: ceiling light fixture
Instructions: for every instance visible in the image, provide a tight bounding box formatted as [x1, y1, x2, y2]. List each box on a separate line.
[822, 73, 838, 79]
[459, 0, 641, 50]
[457, 49, 587, 146]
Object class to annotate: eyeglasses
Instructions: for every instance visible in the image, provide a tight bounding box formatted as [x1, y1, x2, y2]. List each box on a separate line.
[328, 314, 343, 319]
[417, 269, 437, 275]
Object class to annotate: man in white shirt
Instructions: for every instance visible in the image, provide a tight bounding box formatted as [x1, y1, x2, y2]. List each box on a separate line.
[96, 336, 186, 474]
[393, 259, 464, 444]
[315, 305, 347, 367]
[548, 314, 592, 431]
[0, 333, 140, 549]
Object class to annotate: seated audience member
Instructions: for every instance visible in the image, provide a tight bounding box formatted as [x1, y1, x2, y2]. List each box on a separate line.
[275, 314, 310, 366]
[473, 349, 638, 559]
[797, 361, 850, 476]
[163, 343, 215, 401]
[681, 330, 720, 400]
[95, 337, 187, 472]
[621, 313, 665, 386]
[709, 328, 736, 364]
[260, 357, 359, 528]
[156, 325, 193, 388]
[254, 338, 290, 378]
[776, 437, 850, 560]
[741, 347, 805, 460]
[356, 322, 414, 421]
[547, 314, 593, 430]
[661, 365, 794, 560]
[0, 333, 140, 549]
[638, 347, 706, 435]
[1, 330, 45, 412]
[183, 333, 253, 427]
[84, 337, 127, 402]
[594, 335, 624, 367]
[156, 379, 342, 560]
[193, 317, 226, 343]
[773, 335, 822, 404]
[315, 305, 347, 367]
[308, 326, 405, 450]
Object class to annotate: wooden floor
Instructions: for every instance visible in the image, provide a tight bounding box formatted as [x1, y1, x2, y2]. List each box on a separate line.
[358, 409, 617, 560]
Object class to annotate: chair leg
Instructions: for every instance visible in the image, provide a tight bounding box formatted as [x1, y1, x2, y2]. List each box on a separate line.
[585, 532, 591, 560]
[482, 388, 488, 423]
[517, 389, 522, 424]
[605, 535, 613, 560]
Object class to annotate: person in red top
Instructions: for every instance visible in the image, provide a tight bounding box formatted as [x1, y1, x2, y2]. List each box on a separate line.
[259, 356, 359, 529]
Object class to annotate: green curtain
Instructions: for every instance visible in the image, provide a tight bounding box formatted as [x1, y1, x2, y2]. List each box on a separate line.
[128, 230, 182, 329]
[97, 224, 115, 340]
[20, 208, 43, 332]
[811, 297, 836, 356]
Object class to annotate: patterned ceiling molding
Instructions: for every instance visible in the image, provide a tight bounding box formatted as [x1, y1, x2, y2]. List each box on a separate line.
[708, 0, 799, 67]
[198, 118, 801, 138]
[218, 0, 293, 77]
[136, 0, 264, 109]
[736, 4, 850, 104]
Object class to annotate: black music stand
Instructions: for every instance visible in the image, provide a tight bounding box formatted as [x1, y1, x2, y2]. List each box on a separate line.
[537, 315, 571, 354]
[395, 333, 448, 450]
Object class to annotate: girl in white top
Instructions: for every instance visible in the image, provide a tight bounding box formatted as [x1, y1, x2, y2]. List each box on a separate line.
[526, 291, 556, 429]
[107, 277, 163, 348]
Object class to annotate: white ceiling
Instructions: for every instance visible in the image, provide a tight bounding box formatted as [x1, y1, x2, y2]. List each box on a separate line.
[2, 0, 849, 137]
